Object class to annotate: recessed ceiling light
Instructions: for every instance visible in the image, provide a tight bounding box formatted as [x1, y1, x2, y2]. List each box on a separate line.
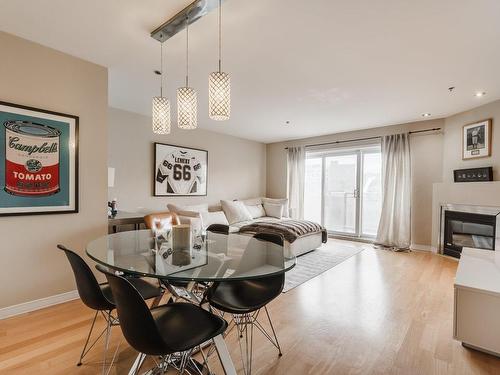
[475, 91, 486, 97]
[285, 120, 291, 125]
[422, 113, 431, 117]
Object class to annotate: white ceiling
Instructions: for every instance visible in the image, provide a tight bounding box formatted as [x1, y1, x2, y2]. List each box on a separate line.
[1, 0, 500, 143]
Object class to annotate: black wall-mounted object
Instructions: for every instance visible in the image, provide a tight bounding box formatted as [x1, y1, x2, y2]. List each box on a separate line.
[453, 167, 493, 182]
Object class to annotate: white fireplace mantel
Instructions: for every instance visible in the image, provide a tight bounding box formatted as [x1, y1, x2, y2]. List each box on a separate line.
[432, 181, 500, 253]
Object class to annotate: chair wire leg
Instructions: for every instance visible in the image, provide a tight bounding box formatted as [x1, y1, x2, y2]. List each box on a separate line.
[180, 349, 194, 375]
[77, 310, 99, 366]
[244, 319, 249, 375]
[249, 318, 254, 375]
[199, 344, 213, 375]
[236, 318, 244, 375]
[159, 355, 165, 375]
[264, 306, 282, 356]
[133, 353, 147, 375]
[102, 311, 113, 375]
[235, 314, 255, 375]
[105, 340, 122, 375]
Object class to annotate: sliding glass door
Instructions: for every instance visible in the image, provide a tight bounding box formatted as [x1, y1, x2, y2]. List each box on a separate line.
[324, 153, 358, 235]
[304, 145, 382, 238]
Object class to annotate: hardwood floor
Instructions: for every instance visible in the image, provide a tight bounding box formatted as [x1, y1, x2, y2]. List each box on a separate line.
[1, 240, 500, 374]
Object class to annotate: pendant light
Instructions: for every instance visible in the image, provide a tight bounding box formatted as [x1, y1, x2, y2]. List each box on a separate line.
[152, 42, 171, 134]
[177, 14, 198, 129]
[208, 0, 230, 121]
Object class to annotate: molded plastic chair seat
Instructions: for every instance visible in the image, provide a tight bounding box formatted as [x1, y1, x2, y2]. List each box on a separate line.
[56, 244, 164, 370]
[203, 232, 285, 375]
[57, 244, 163, 311]
[96, 263, 228, 368]
[150, 303, 227, 353]
[206, 275, 284, 314]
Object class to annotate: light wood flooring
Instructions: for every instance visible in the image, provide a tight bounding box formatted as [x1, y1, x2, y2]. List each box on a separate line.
[1, 240, 500, 374]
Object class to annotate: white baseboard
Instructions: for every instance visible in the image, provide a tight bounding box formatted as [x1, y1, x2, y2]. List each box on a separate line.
[411, 243, 433, 252]
[0, 290, 79, 320]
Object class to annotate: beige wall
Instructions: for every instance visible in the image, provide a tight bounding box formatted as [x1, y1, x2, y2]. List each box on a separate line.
[266, 119, 444, 247]
[442, 99, 500, 182]
[0, 33, 108, 308]
[107, 108, 267, 212]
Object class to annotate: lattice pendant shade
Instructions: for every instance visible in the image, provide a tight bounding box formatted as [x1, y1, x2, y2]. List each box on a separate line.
[209, 71, 231, 121]
[177, 87, 198, 129]
[152, 96, 171, 134]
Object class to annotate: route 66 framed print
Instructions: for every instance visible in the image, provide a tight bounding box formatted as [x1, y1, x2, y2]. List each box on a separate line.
[154, 142, 208, 196]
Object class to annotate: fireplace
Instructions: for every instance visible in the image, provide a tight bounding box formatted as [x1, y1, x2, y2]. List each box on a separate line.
[443, 210, 496, 258]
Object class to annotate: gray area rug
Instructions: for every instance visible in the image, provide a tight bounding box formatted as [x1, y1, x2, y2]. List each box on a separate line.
[283, 241, 366, 292]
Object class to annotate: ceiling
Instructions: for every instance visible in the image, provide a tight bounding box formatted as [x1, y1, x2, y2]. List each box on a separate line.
[1, 0, 500, 143]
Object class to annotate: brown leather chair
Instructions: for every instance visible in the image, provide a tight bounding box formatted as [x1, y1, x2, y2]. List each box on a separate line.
[143, 212, 180, 231]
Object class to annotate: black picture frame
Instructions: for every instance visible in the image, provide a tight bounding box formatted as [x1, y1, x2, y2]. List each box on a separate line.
[0, 101, 79, 216]
[153, 142, 208, 197]
[462, 119, 492, 160]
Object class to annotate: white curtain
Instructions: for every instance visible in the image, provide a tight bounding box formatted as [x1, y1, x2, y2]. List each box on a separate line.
[287, 146, 305, 219]
[376, 133, 411, 250]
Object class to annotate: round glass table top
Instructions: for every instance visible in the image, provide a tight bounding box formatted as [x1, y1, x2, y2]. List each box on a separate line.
[86, 230, 296, 282]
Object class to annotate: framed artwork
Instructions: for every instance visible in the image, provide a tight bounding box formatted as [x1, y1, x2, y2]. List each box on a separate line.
[462, 119, 492, 160]
[0, 101, 78, 216]
[154, 142, 208, 196]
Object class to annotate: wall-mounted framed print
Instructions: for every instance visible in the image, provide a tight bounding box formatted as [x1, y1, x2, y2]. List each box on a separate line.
[463, 119, 492, 160]
[0, 101, 78, 216]
[154, 142, 208, 196]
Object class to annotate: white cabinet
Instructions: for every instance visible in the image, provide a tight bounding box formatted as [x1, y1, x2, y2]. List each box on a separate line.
[454, 248, 500, 356]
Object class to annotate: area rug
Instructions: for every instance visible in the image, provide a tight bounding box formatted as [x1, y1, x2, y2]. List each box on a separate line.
[283, 241, 366, 292]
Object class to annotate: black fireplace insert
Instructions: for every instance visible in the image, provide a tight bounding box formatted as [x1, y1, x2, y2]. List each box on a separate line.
[443, 210, 496, 258]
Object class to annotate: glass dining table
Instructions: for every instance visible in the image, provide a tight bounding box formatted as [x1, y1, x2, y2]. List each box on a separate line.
[86, 229, 296, 375]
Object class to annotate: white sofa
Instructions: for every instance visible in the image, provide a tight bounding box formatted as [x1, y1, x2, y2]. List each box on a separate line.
[167, 197, 325, 257]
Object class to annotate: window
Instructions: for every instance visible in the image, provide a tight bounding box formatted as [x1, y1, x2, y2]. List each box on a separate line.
[304, 144, 382, 238]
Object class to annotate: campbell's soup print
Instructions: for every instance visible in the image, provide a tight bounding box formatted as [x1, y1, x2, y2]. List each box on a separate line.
[4, 120, 61, 196]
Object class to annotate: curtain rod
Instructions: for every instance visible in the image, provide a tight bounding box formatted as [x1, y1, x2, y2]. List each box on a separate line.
[284, 127, 441, 150]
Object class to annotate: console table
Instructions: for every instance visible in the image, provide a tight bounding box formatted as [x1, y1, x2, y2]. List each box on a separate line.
[108, 212, 146, 233]
[454, 247, 500, 356]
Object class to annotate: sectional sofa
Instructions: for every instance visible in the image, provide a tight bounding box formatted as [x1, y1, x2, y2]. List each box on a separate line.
[167, 197, 326, 257]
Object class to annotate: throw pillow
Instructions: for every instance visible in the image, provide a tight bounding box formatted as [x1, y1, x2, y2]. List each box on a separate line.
[220, 200, 253, 225]
[240, 197, 263, 206]
[263, 202, 283, 219]
[262, 198, 289, 217]
[201, 211, 229, 228]
[245, 204, 266, 219]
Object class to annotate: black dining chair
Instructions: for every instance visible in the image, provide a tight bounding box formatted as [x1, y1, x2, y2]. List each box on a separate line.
[57, 244, 163, 371]
[203, 232, 285, 375]
[95, 264, 228, 374]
